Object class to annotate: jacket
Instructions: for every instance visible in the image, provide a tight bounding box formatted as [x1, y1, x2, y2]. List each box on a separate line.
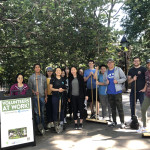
[103, 66, 127, 92]
[10, 83, 29, 96]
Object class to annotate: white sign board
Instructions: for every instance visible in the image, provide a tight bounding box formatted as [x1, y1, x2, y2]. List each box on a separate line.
[0, 97, 34, 149]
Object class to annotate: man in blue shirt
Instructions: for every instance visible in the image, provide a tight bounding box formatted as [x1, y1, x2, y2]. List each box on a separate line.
[95, 65, 111, 120]
[103, 58, 126, 128]
[84, 60, 99, 118]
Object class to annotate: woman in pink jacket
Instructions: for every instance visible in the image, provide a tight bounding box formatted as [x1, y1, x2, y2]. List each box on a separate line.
[10, 73, 29, 96]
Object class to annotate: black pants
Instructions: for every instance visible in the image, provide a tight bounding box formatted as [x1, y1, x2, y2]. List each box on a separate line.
[108, 93, 124, 123]
[71, 95, 84, 120]
[52, 95, 64, 122]
[45, 95, 53, 123]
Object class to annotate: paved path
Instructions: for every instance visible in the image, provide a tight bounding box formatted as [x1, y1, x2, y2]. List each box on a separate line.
[18, 93, 150, 150]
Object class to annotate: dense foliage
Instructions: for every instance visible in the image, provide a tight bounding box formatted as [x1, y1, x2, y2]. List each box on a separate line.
[0, 0, 124, 86]
[121, 0, 150, 64]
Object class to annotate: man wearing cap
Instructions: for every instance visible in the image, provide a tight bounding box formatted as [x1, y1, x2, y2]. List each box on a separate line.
[137, 59, 150, 133]
[103, 58, 126, 128]
[128, 57, 147, 120]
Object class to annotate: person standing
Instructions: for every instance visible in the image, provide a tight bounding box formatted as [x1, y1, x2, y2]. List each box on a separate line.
[50, 67, 66, 130]
[28, 64, 47, 132]
[45, 67, 54, 129]
[103, 58, 126, 128]
[95, 65, 111, 120]
[65, 67, 72, 120]
[84, 60, 99, 118]
[128, 57, 147, 120]
[137, 59, 150, 133]
[68, 67, 88, 129]
[61, 68, 68, 124]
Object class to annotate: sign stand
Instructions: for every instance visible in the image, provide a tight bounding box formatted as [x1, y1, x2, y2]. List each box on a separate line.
[0, 93, 36, 150]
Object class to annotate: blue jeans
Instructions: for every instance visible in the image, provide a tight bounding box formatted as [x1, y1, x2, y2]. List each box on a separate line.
[130, 90, 145, 118]
[33, 97, 45, 127]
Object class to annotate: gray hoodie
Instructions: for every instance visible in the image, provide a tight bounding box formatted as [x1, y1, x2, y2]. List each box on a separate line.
[28, 73, 47, 98]
[103, 66, 127, 92]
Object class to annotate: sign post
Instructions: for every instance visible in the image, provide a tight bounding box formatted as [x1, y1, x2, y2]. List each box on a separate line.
[0, 95, 35, 150]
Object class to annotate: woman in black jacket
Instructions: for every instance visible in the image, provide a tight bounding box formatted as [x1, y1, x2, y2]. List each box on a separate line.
[68, 66, 88, 130]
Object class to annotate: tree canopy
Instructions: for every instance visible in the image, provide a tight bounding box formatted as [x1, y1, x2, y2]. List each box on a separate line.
[121, 0, 150, 63]
[1, 0, 125, 86]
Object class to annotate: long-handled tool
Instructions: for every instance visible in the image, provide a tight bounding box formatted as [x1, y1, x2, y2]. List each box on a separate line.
[130, 80, 139, 129]
[86, 72, 107, 124]
[91, 75, 94, 118]
[95, 74, 98, 120]
[36, 75, 45, 135]
[55, 96, 63, 133]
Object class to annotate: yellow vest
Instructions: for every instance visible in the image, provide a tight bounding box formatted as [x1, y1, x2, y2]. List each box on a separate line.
[47, 78, 52, 95]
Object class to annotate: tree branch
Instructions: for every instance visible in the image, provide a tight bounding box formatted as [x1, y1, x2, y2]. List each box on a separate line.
[113, 4, 124, 17]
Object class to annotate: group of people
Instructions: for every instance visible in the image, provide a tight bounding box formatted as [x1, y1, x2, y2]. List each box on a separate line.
[9, 57, 150, 134]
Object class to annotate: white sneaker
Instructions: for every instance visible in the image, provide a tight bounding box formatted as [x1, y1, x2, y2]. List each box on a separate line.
[125, 119, 132, 126]
[60, 121, 64, 125]
[120, 123, 126, 129]
[103, 117, 107, 120]
[137, 127, 148, 133]
[96, 115, 101, 120]
[47, 122, 54, 128]
[64, 118, 67, 124]
[51, 122, 54, 128]
[47, 123, 51, 129]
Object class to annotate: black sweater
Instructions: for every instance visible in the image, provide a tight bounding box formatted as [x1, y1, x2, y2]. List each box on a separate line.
[68, 74, 87, 99]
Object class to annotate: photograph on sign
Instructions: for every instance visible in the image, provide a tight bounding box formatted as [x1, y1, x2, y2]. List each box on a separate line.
[8, 127, 27, 139]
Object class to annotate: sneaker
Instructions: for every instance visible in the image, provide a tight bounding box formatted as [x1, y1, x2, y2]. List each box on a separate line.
[90, 113, 95, 119]
[125, 118, 132, 126]
[108, 122, 117, 127]
[64, 118, 67, 124]
[40, 129, 45, 135]
[44, 126, 49, 131]
[137, 127, 148, 133]
[103, 117, 107, 120]
[95, 115, 100, 120]
[120, 123, 126, 129]
[47, 122, 54, 128]
[51, 122, 54, 128]
[47, 123, 51, 129]
[74, 124, 78, 130]
[60, 121, 64, 125]
[78, 124, 83, 130]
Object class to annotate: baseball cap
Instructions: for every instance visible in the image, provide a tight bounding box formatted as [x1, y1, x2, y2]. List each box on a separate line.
[147, 59, 150, 64]
[107, 58, 114, 63]
[46, 67, 53, 72]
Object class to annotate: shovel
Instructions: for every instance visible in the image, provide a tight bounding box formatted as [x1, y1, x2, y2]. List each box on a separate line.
[55, 96, 63, 133]
[36, 75, 45, 135]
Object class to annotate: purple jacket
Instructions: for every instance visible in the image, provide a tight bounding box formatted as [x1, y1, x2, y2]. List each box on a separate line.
[10, 83, 29, 96]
